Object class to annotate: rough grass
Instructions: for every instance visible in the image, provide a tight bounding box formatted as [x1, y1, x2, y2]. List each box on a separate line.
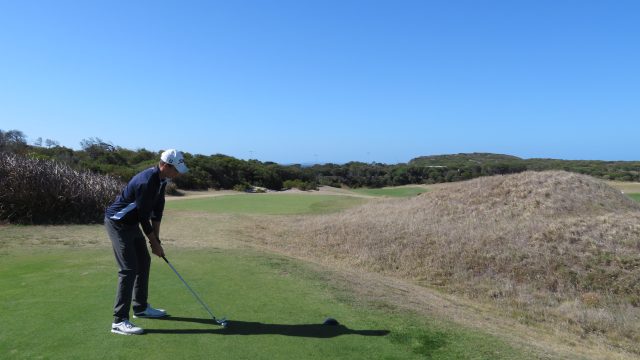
[253, 171, 640, 354]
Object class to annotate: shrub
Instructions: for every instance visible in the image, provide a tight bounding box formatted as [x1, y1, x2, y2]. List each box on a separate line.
[0, 152, 124, 224]
[165, 182, 183, 196]
[233, 183, 252, 192]
[283, 179, 318, 191]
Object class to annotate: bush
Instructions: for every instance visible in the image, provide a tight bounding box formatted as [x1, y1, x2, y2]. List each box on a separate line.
[165, 182, 183, 196]
[233, 183, 252, 192]
[283, 179, 318, 191]
[0, 152, 124, 224]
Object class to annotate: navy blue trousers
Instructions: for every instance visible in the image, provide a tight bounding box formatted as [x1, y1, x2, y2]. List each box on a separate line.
[104, 217, 151, 323]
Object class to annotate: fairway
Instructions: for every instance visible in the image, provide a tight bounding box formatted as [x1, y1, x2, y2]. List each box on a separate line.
[0, 247, 535, 360]
[166, 194, 367, 215]
[628, 193, 640, 202]
[350, 187, 427, 197]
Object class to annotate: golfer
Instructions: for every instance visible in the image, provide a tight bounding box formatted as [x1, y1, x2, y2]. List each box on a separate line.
[104, 149, 188, 335]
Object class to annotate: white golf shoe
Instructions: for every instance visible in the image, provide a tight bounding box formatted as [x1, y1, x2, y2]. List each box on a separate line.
[111, 320, 144, 335]
[133, 304, 168, 318]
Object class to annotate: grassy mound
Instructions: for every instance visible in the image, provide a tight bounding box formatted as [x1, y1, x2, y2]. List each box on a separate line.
[260, 171, 640, 352]
[0, 152, 123, 224]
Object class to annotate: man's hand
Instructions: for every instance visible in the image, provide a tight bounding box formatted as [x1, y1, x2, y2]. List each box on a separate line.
[150, 240, 165, 257]
[147, 233, 165, 257]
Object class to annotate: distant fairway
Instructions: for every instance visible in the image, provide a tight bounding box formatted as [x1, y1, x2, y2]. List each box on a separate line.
[351, 186, 427, 197]
[629, 193, 640, 202]
[166, 194, 367, 215]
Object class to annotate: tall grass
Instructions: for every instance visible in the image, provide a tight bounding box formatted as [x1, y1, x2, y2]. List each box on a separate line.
[0, 152, 123, 224]
[255, 171, 640, 353]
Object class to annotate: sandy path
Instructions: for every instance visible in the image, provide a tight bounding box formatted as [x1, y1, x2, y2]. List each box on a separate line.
[165, 186, 377, 201]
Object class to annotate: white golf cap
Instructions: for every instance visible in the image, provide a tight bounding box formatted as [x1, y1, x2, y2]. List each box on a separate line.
[160, 149, 189, 174]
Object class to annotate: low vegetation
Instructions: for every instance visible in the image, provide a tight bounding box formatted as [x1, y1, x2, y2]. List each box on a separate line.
[410, 153, 640, 182]
[3, 128, 640, 193]
[255, 171, 640, 354]
[0, 152, 122, 224]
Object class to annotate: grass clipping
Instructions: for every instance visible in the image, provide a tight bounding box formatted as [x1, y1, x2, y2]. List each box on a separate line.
[259, 171, 640, 350]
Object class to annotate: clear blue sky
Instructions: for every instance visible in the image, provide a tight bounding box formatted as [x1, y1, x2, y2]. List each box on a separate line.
[1, 0, 638, 164]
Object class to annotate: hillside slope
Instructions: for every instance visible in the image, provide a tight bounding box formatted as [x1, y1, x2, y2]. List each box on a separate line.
[257, 171, 640, 354]
[409, 152, 522, 166]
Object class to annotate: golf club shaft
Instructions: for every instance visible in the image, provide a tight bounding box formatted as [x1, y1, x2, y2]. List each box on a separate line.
[162, 256, 217, 320]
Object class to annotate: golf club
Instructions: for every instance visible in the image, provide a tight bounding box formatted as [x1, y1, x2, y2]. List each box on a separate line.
[162, 256, 228, 327]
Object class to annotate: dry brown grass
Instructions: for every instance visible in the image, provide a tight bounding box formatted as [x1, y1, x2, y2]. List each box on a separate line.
[0, 152, 123, 224]
[250, 171, 640, 354]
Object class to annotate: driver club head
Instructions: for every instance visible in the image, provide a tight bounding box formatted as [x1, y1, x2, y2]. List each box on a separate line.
[215, 317, 228, 328]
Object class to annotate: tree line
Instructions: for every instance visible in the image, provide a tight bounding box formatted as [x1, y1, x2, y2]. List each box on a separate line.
[1, 129, 639, 192]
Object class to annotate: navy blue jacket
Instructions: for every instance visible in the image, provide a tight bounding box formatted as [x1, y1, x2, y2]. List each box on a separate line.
[105, 166, 167, 235]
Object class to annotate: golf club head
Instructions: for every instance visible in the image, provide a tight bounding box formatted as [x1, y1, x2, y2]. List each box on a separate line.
[214, 317, 228, 327]
[323, 317, 339, 326]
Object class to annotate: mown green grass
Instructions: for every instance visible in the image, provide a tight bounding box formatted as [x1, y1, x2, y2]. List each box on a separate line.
[0, 247, 539, 360]
[166, 194, 367, 215]
[628, 193, 640, 202]
[351, 187, 427, 197]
